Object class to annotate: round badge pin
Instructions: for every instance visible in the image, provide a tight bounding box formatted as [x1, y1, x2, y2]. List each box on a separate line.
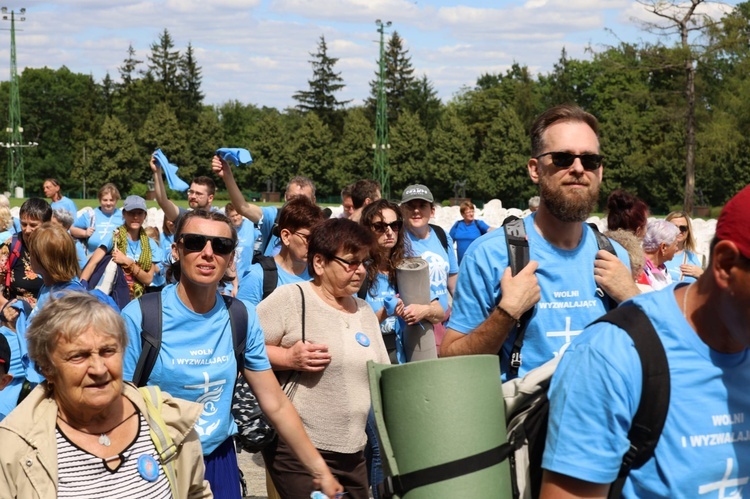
[355, 332, 370, 347]
[137, 454, 160, 482]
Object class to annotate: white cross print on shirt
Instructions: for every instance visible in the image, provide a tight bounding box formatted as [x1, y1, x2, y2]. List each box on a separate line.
[546, 316, 582, 357]
[698, 458, 748, 498]
[185, 371, 226, 394]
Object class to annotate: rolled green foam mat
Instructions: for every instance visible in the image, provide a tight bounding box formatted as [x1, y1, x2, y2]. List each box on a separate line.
[369, 355, 512, 498]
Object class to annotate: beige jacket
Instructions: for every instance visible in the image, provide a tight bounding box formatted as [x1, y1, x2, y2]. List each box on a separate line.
[0, 382, 212, 498]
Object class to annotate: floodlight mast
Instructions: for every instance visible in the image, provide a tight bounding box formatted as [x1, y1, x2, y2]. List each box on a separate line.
[1, 7, 36, 196]
[373, 20, 392, 200]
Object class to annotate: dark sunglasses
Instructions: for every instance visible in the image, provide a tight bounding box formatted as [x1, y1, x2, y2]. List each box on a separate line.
[178, 233, 236, 255]
[535, 152, 603, 171]
[370, 221, 403, 234]
[331, 255, 373, 272]
[677, 225, 688, 233]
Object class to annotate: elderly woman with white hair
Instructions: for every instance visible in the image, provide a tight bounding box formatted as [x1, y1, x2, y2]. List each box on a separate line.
[637, 220, 681, 291]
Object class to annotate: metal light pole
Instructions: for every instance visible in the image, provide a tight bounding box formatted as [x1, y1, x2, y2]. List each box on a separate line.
[1, 7, 36, 196]
[373, 19, 391, 200]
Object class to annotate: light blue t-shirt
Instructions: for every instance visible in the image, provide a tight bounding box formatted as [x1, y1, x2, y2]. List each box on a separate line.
[664, 250, 702, 284]
[237, 259, 311, 306]
[363, 272, 441, 365]
[51, 196, 78, 218]
[234, 218, 257, 278]
[260, 206, 281, 257]
[102, 232, 163, 288]
[121, 284, 271, 455]
[406, 226, 458, 313]
[449, 219, 490, 264]
[544, 283, 750, 497]
[448, 213, 631, 380]
[0, 326, 26, 420]
[73, 207, 124, 255]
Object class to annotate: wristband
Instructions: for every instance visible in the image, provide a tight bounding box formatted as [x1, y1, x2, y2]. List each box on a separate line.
[494, 304, 519, 322]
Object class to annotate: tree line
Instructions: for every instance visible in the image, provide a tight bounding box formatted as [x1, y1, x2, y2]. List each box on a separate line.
[2, 2, 750, 212]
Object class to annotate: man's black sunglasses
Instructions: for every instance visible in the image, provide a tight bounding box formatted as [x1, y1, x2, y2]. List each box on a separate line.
[535, 152, 603, 171]
[370, 221, 403, 234]
[178, 233, 236, 255]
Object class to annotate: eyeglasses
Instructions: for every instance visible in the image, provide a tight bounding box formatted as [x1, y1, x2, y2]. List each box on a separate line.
[178, 233, 236, 255]
[294, 232, 311, 244]
[677, 225, 688, 233]
[331, 255, 373, 272]
[370, 221, 403, 234]
[535, 152, 603, 171]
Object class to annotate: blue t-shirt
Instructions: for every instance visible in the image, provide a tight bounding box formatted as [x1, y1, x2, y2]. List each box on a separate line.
[364, 272, 440, 365]
[448, 213, 631, 380]
[234, 219, 257, 278]
[449, 219, 490, 264]
[544, 283, 750, 497]
[260, 206, 281, 257]
[406, 226, 458, 313]
[102, 233, 163, 288]
[0, 326, 26, 420]
[237, 259, 311, 306]
[73, 207, 124, 254]
[51, 196, 78, 218]
[121, 284, 271, 455]
[664, 250, 702, 284]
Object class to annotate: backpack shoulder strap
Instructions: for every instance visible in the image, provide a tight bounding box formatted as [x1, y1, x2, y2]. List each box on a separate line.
[587, 222, 616, 256]
[139, 385, 179, 496]
[587, 222, 618, 310]
[256, 256, 279, 300]
[6, 235, 21, 289]
[429, 224, 449, 252]
[592, 305, 670, 498]
[501, 216, 533, 377]
[132, 293, 163, 387]
[223, 295, 248, 374]
[474, 219, 487, 236]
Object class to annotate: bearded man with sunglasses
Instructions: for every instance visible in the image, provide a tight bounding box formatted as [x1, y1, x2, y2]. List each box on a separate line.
[441, 104, 639, 379]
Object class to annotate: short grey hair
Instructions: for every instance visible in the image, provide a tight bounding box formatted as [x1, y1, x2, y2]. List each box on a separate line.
[27, 292, 126, 379]
[528, 196, 540, 210]
[642, 220, 680, 253]
[52, 208, 74, 229]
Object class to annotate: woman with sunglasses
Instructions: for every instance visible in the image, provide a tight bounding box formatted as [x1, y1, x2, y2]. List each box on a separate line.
[360, 199, 444, 364]
[81, 195, 162, 303]
[237, 196, 324, 306]
[257, 218, 389, 499]
[664, 211, 704, 282]
[120, 209, 343, 498]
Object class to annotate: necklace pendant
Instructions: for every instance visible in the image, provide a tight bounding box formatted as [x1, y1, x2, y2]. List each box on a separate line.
[99, 433, 111, 446]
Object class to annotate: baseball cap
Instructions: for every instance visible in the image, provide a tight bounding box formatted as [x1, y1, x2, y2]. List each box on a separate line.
[122, 195, 147, 212]
[0, 334, 10, 372]
[715, 184, 750, 259]
[401, 184, 434, 204]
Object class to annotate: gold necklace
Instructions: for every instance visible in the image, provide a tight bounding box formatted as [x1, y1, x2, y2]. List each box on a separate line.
[57, 411, 137, 447]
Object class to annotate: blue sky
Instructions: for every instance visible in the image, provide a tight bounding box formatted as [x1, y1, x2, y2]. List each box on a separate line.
[0, 0, 737, 109]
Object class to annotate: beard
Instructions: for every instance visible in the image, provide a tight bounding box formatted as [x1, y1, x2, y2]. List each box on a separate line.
[539, 173, 599, 223]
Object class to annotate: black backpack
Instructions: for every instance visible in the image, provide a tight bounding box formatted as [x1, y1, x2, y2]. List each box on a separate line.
[131, 293, 275, 453]
[381, 305, 670, 499]
[501, 216, 617, 377]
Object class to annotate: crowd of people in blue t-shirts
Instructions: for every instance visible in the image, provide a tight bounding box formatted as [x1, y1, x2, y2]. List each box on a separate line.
[0, 103, 749, 499]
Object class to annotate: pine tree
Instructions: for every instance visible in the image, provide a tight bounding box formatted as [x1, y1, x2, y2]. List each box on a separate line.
[368, 31, 417, 123]
[178, 42, 204, 121]
[293, 35, 350, 131]
[147, 29, 181, 106]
